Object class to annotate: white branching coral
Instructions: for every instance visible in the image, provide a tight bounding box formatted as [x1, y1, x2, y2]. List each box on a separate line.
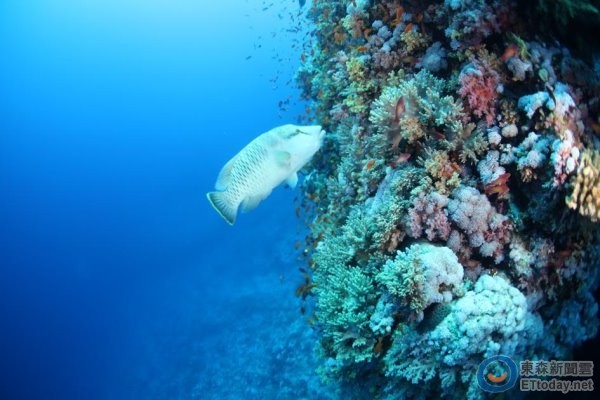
[384, 275, 544, 394]
[428, 274, 540, 365]
[377, 243, 464, 321]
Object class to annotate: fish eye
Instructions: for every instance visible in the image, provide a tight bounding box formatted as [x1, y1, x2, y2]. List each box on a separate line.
[287, 130, 303, 138]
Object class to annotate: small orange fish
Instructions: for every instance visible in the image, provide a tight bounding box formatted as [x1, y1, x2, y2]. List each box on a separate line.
[395, 153, 412, 164]
[557, 249, 572, 258]
[366, 159, 376, 170]
[356, 45, 368, 52]
[363, 28, 372, 40]
[432, 130, 446, 140]
[404, 23, 413, 33]
[394, 97, 405, 123]
[391, 6, 404, 27]
[334, 32, 346, 44]
[400, 55, 417, 64]
[294, 241, 301, 249]
[374, 337, 384, 354]
[312, 232, 324, 246]
[501, 43, 519, 62]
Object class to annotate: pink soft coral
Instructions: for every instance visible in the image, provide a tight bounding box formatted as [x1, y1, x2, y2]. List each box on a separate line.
[458, 59, 500, 125]
[406, 191, 451, 242]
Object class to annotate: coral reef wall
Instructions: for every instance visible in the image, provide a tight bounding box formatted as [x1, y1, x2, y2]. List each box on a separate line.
[294, 0, 600, 398]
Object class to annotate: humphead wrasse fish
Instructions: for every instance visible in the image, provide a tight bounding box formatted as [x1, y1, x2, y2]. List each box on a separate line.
[207, 124, 325, 225]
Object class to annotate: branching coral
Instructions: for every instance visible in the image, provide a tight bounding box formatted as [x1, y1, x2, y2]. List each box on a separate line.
[314, 261, 377, 367]
[421, 149, 462, 193]
[455, 122, 489, 164]
[377, 243, 464, 321]
[370, 70, 464, 146]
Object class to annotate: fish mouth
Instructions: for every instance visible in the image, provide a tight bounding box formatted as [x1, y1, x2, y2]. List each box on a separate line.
[318, 127, 325, 140]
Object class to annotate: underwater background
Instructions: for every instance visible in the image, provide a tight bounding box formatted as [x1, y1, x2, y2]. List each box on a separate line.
[2, 1, 600, 400]
[0, 0, 326, 399]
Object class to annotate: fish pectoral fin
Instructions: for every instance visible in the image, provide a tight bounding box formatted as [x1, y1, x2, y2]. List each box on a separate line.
[285, 172, 298, 188]
[215, 157, 236, 191]
[240, 194, 265, 213]
[207, 191, 237, 225]
[274, 150, 291, 167]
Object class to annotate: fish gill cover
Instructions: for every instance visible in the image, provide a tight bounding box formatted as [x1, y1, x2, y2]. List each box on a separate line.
[292, 0, 600, 398]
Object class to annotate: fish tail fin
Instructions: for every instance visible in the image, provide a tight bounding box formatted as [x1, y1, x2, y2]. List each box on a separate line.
[206, 191, 237, 225]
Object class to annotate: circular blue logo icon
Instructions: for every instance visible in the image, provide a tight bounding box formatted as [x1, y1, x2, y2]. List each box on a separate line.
[477, 355, 518, 393]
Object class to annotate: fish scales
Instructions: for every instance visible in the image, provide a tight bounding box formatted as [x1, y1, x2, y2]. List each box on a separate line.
[207, 124, 324, 225]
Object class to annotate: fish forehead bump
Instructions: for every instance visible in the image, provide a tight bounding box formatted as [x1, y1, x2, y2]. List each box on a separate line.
[295, 124, 323, 135]
[295, 124, 325, 140]
[271, 124, 324, 138]
[289, 125, 323, 147]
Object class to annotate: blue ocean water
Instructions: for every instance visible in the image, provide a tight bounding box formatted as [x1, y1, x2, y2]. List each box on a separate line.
[0, 1, 321, 398]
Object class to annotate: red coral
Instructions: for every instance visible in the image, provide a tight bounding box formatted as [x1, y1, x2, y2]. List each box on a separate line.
[458, 59, 500, 126]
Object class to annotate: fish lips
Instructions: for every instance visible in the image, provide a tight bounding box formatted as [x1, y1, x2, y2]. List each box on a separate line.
[311, 125, 325, 141]
[302, 124, 325, 143]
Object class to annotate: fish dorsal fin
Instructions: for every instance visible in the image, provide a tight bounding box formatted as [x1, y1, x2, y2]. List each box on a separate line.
[285, 172, 298, 188]
[215, 157, 236, 190]
[274, 150, 291, 167]
[240, 194, 264, 213]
